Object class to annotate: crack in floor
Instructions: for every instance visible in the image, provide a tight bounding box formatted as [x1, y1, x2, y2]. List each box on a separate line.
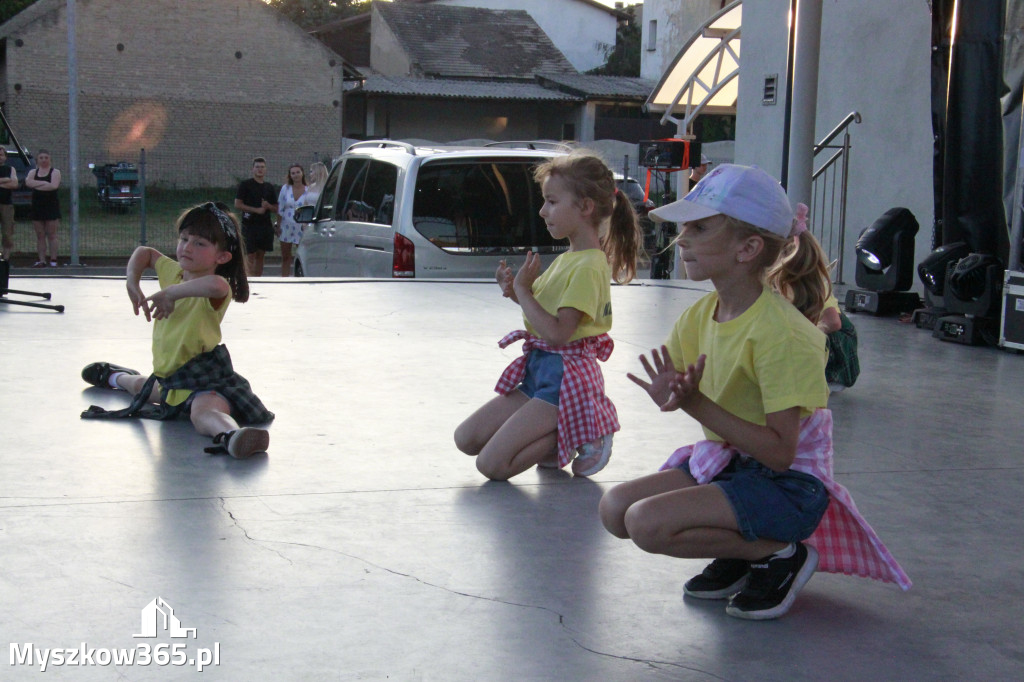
[237, 534, 722, 677]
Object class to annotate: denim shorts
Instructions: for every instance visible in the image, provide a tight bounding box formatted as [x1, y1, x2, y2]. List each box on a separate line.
[517, 350, 564, 406]
[692, 455, 830, 543]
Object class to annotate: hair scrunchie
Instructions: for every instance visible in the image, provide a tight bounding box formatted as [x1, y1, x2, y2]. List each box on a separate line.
[790, 202, 809, 238]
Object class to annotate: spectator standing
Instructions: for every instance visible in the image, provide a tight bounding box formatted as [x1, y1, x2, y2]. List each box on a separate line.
[0, 148, 17, 261]
[234, 157, 277, 276]
[275, 163, 308, 277]
[24, 149, 61, 267]
[305, 161, 328, 207]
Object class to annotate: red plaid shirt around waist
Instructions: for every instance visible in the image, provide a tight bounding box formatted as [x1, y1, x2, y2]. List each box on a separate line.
[660, 408, 911, 590]
[495, 330, 619, 468]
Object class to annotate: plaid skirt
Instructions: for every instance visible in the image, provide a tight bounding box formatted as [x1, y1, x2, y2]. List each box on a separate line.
[81, 344, 274, 424]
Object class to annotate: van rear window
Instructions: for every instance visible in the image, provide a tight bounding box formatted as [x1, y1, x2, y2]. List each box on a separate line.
[412, 160, 565, 254]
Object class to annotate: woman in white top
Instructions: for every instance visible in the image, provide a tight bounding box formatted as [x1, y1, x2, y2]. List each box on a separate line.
[275, 163, 308, 277]
[304, 162, 328, 208]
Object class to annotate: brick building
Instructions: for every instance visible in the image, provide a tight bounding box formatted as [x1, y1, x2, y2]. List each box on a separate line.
[0, 0, 345, 187]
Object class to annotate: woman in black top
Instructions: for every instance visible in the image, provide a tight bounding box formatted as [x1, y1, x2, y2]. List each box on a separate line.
[25, 149, 62, 267]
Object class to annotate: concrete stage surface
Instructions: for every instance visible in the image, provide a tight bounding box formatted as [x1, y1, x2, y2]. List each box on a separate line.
[1, 276, 1021, 681]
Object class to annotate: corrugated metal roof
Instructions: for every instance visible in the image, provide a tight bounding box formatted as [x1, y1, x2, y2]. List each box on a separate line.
[536, 73, 657, 99]
[353, 74, 580, 101]
[376, 2, 576, 80]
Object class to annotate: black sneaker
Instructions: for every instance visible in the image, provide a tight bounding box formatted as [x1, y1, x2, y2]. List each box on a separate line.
[725, 542, 819, 620]
[81, 362, 140, 388]
[683, 558, 751, 600]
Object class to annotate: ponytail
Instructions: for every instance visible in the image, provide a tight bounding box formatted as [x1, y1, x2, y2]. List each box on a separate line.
[766, 229, 833, 324]
[604, 189, 643, 284]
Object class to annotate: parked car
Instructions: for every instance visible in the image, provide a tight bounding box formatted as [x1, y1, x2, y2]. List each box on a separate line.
[3, 148, 34, 219]
[293, 141, 570, 278]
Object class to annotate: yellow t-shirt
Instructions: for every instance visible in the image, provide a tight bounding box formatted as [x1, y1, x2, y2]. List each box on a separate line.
[824, 294, 840, 314]
[525, 249, 612, 343]
[664, 287, 827, 441]
[152, 256, 229, 405]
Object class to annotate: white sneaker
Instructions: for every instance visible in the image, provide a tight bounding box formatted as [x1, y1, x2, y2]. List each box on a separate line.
[571, 434, 613, 477]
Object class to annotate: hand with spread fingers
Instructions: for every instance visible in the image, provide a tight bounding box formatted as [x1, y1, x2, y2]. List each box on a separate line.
[627, 345, 684, 409]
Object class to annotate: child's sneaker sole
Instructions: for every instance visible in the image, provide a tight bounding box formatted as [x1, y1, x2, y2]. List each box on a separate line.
[571, 434, 613, 477]
[227, 427, 270, 459]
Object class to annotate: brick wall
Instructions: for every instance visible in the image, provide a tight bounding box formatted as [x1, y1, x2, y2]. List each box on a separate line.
[2, 0, 344, 186]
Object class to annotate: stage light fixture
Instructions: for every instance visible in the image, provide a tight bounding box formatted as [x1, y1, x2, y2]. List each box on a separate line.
[933, 252, 1004, 345]
[846, 208, 922, 315]
[917, 241, 970, 296]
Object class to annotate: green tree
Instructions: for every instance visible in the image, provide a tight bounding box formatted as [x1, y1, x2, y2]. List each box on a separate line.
[0, 0, 39, 25]
[265, 0, 369, 30]
[588, 6, 642, 77]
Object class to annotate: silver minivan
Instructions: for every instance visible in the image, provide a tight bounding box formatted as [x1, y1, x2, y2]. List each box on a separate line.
[293, 141, 569, 278]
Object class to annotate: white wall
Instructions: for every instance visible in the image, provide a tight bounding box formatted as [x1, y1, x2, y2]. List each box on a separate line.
[433, 0, 617, 72]
[736, 0, 934, 288]
[640, 0, 721, 81]
[370, 7, 413, 76]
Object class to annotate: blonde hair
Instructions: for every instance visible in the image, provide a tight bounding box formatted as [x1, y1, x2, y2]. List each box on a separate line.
[532, 150, 642, 283]
[714, 215, 832, 322]
[308, 162, 328, 188]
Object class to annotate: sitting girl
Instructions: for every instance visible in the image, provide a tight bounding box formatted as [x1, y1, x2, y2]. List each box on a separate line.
[81, 202, 274, 458]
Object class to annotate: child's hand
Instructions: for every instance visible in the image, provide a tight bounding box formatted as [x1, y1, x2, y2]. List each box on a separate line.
[512, 251, 541, 297]
[496, 259, 515, 298]
[663, 354, 707, 412]
[145, 288, 176, 320]
[127, 281, 152, 321]
[628, 346, 685, 409]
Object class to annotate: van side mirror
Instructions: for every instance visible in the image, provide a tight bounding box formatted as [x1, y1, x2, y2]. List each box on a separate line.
[294, 205, 316, 223]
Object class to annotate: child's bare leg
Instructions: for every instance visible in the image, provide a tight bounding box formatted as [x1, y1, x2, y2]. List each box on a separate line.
[190, 392, 269, 458]
[116, 374, 161, 402]
[454, 391, 531, 456]
[189, 392, 239, 437]
[600, 468, 697, 538]
[474, 398, 558, 481]
[623, 484, 787, 561]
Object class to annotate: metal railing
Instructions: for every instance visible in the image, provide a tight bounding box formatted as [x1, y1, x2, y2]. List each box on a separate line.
[810, 111, 861, 284]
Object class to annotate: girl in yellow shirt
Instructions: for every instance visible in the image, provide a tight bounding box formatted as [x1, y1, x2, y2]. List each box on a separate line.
[455, 151, 642, 480]
[81, 203, 273, 459]
[600, 164, 836, 620]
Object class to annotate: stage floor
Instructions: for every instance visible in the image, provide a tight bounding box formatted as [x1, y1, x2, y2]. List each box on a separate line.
[2, 276, 1021, 680]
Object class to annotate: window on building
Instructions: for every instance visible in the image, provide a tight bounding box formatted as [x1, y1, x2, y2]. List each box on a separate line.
[648, 20, 657, 51]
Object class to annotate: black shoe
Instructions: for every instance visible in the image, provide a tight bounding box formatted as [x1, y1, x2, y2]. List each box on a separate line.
[726, 543, 819, 620]
[208, 428, 270, 459]
[81, 362, 140, 388]
[683, 558, 750, 600]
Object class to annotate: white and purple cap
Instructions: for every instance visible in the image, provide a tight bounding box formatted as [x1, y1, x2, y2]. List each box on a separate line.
[648, 164, 794, 237]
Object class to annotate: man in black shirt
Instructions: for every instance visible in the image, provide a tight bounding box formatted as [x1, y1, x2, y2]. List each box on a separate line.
[0, 148, 19, 261]
[234, 157, 277, 276]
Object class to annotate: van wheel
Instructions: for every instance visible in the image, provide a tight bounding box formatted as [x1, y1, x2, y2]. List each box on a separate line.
[294, 259, 304, 277]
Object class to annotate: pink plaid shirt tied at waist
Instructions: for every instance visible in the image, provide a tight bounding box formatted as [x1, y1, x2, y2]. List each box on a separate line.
[660, 408, 911, 590]
[495, 330, 620, 468]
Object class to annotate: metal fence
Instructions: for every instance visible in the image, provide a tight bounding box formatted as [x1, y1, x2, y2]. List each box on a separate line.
[6, 147, 334, 264]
